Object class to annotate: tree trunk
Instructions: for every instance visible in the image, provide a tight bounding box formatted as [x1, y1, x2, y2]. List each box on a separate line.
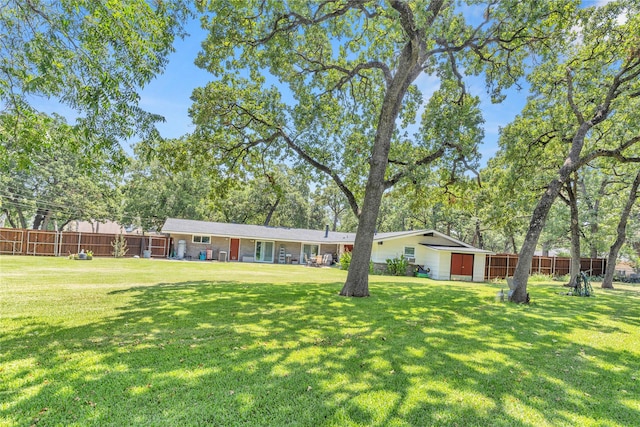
[340, 88, 399, 296]
[340, 181, 385, 297]
[263, 197, 281, 226]
[17, 207, 27, 229]
[511, 120, 592, 303]
[602, 171, 640, 289]
[2, 209, 17, 228]
[567, 176, 581, 288]
[511, 184, 559, 302]
[339, 23, 425, 297]
[141, 230, 147, 257]
[473, 219, 484, 249]
[33, 209, 49, 230]
[589, 222, 599, 259]
[42, 210, 52, 231]
[579, 175, 605, 258]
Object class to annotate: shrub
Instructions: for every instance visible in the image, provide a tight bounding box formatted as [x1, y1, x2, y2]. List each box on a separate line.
[386, 255, 409, 276]
[111, 233, 129, 258]
[339, 251, 352, 270]
[339, 251, 375, 274]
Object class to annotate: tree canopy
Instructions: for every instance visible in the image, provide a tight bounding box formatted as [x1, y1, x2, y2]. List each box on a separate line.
[0, 114, 122, 230]
[504, 0, 640, 302]
[0, 0, 190, 168]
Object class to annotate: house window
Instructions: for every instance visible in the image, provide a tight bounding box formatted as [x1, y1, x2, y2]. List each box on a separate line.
[192, 235, 211, 244]
[302, 244, 319, 262]
[255, 241, 274, 262]
[404, 246, 416, 261]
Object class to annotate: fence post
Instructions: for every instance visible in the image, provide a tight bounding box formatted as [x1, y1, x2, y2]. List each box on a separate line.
[538, 256, 542, 275]
[506, 255, 509, 279]
[17, 230, 23, 255]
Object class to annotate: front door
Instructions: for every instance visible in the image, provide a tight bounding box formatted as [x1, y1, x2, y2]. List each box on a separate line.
[230, 238, 240, 261]
[451, 253, 474, 280]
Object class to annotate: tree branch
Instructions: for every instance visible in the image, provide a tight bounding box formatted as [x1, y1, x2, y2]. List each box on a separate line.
[566, 67, 584, 124]
[383, 147, 446, 189]
[279, 132, 361, 217]
[251, 0, 378, 45]
[294, 51, 392, 88]
[591, 58, 640, 127]
[445, 43, 467, 104]
[223, 97, 361, 217]
[578, 135, 640, 167]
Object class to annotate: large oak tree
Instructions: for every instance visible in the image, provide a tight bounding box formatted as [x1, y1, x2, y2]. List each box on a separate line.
[187, 0, 572, 296]
[506, 1, 640, 302]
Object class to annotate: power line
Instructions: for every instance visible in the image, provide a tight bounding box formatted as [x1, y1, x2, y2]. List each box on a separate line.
[0, 192, 170, 225]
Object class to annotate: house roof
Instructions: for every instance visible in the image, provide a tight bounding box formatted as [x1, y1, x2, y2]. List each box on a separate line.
[161, 218, 488, 252]
[419, 244, 493, 254]
[162, 218, 357, 244]
[371, 229, 474, 248]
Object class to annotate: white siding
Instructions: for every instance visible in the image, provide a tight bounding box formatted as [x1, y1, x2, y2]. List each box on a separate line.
[438, 252, 451, 280]
[370, 235, 425, 263]
[370, 236, 454, 280]
[422, 247, 442, 279]
[472, 254, 487, 282]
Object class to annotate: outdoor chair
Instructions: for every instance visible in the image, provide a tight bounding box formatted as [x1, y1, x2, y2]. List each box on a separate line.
[305, 254, 319, 267]
[322, 253, 332, 266]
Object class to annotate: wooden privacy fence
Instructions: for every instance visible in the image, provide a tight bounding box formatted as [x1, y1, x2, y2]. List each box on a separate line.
[0, 228, 169, 258]
[485, 253, 607, 280]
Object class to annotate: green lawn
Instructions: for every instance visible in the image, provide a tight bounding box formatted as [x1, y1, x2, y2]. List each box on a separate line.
[1, 256, 638, 426]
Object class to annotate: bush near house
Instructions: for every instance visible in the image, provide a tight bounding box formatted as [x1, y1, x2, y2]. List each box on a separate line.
[385, 255, 409, 276]
[339, 250, 351, 270]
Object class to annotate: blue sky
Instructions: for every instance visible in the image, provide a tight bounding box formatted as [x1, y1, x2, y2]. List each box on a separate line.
[137, 21, 210, 141]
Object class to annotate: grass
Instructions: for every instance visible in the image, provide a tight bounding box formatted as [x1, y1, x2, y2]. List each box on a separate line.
[1, 256, 639, 427]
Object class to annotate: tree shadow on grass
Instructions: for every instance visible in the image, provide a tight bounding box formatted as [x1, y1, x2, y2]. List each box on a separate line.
[1, 278, 639, 426]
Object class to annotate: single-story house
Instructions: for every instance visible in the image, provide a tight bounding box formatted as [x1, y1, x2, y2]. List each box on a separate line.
[161, 218, 491, 282]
